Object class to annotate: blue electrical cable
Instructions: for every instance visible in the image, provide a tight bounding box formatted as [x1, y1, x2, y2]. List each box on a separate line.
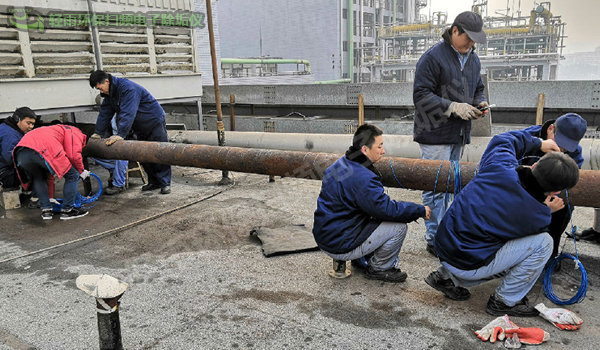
[388, 158, 406, 189]
[542, 189, 587, 305]
[52, 172, 103, 212]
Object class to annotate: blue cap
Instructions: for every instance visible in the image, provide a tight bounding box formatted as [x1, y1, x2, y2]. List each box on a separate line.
[554, 113, 587, 152]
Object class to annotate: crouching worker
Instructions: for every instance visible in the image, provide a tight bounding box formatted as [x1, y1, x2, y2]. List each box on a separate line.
[425, 130, 579, 317]
[313, 124, 431, 282]
[14, 124, 90, 220]
[0, 107, 36, 188]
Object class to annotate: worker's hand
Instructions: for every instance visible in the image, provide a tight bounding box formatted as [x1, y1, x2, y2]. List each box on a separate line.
[475, 315, 518, 343]
[541, 139, 560, 153]
[447, 102, 482, 120]
[105, 135, 124, 146]
[423, 206, 432, 220]
[79, 170, 90, 180]
[477, 101, 489, 115]
[544, 195, 564, 213]
[90, 133, 101, 140]
[503, 327, 549, 344]
[535, 303, 583, 331]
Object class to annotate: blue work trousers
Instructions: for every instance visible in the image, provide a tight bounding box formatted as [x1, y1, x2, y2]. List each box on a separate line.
[419, 143, 463, 244]
[438, 233, 553, 306]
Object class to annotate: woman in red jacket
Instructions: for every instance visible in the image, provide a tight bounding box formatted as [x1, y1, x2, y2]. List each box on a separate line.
[14, 124, 89, 220]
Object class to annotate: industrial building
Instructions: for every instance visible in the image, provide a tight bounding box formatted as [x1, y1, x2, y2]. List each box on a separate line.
[217, 0, 565, 83]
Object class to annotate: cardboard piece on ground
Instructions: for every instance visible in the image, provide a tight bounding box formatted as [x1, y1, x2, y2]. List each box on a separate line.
[250, 224, 319, 257]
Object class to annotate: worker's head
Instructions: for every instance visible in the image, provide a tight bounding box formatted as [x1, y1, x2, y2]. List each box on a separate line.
[12, 107, 37, 134]
[353, 124, 385, 163]
[532, 152, 579, 195]
[451, 11, 486, 54]
[89, 70, 111, 94]
[547, 113, 587, 153]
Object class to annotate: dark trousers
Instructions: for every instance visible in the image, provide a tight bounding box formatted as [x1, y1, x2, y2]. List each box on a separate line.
[548, 206, 573, 257]
[0, 166, 19, 188]
[137, 119, 171, 187]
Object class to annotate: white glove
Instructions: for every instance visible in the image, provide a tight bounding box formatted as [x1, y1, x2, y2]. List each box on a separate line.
[535, 303, 583, 331]
[445, 102, 481, 120]
[80, 170, 90, 180]
[475, 315, 519, 343]
[90, 133, 101, 139]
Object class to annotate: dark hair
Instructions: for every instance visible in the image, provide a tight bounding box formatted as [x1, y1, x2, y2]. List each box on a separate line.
[532, 152, 579, 192]
[12, 107, 37, 123]
[89, 70, 110, 88]
[353, 124, 383, 149]
[452, 25, 465, 35]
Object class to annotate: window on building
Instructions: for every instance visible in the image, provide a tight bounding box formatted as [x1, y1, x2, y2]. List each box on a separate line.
[343, 41, 349, 52]
[343, 8, 347, 19]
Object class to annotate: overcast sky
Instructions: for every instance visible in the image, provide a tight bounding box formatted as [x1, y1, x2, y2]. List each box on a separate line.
[424, 0, 600, 53]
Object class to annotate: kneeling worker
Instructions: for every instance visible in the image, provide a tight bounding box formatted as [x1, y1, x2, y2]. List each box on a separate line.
[313, 124, 431, 282]
[425, 130, 579, 317]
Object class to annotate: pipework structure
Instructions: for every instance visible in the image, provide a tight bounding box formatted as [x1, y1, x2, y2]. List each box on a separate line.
[369, 1, 566, 82]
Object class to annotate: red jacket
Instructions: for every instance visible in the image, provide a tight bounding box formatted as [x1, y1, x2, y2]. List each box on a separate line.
[14, 125, 87, 193]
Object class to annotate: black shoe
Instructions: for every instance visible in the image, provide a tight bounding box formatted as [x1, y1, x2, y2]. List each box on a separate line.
[104, 186, 125, 195]
[581, 228, 600, 242]
[41, 209, 53, 220]
[426, 243, 438, 258]
[60, 208, 88, 220]
[424, 271, 471, 301]
[365, 266, 407, 283]
[485, 294, 539, 317]
[160, 186, 171, 194]
[141, 183, 161, 191]
[28, 198, 41, 209]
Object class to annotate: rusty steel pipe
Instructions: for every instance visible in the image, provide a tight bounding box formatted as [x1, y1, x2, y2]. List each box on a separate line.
[83, 139, 600, 208]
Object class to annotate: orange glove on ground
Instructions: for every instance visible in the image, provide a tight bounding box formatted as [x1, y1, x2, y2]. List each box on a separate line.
[504, 327, 549, 344]
[475, 315, 518, 343]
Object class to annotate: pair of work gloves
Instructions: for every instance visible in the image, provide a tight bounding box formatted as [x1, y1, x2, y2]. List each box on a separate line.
[445, 101, 488, 120]
[475, 304, 583, 345]
[90, 133, 124, 146]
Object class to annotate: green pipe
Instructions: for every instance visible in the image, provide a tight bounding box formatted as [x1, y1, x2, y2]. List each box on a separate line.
[314, 78, 351, 84]
[220, 58, 311, 73]
[348, 0, 354, 82]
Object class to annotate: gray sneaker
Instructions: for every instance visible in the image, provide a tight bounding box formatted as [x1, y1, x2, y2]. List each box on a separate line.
[41, 209, 53, 220]
[60, 208, 88, 220]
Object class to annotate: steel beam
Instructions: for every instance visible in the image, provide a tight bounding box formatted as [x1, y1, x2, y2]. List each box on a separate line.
[83, 139, 600, 208]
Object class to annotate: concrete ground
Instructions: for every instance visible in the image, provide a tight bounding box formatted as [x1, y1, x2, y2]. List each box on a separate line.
[1, 164, 599, 350]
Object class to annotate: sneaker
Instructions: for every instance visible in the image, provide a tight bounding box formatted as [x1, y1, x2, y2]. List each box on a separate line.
[160, 186, 171, 194]
[60, 208, 88, 220]
[426, 243, 439, 258]
[104, 186, 125, 195]
[41, 209, 53, 220]
[486, 293, 540, 317]
[365, 265, 407, 283]
[28, 198, 41, 209]
[141, 183, 161, 191]
[424, 271, 471, 301]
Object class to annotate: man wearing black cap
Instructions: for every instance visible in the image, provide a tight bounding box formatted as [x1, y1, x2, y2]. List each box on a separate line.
[519, 113, 587, 257]
[412, 11, 488, 257]
[0, 107, 37, 188]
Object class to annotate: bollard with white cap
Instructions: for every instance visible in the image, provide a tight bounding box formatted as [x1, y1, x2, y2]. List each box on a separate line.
[76, 274, 128, 350]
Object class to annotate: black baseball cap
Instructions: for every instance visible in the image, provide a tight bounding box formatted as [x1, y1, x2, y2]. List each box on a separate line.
[452, 11, 487, 44]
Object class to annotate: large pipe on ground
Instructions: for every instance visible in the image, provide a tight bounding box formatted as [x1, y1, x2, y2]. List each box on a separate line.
[83, 139, 600, 208]
[168, 131, 600, 171]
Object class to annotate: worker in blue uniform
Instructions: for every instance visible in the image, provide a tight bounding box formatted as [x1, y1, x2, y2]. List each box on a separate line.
[89, 70, 171, 194]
